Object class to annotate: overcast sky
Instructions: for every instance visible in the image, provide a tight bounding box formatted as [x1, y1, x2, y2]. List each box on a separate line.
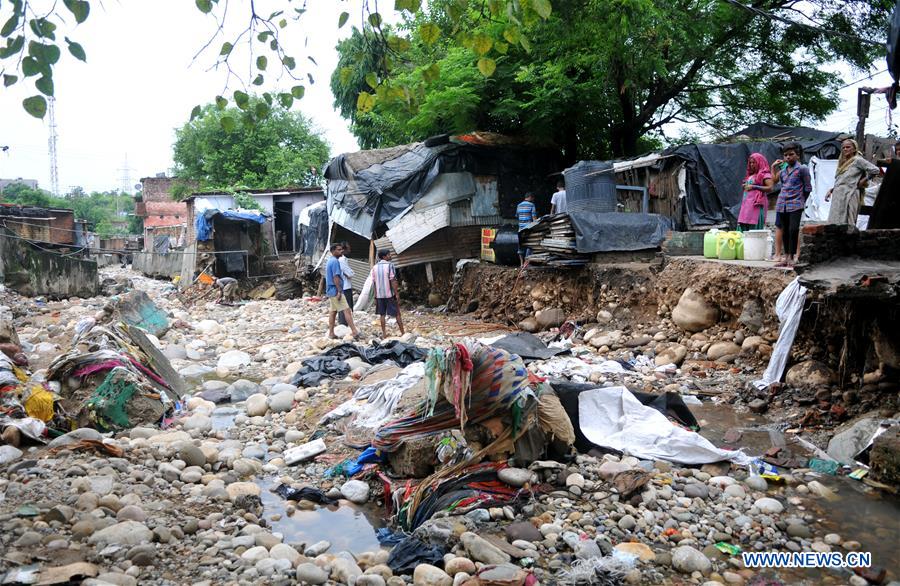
[0, 1, 895, 194]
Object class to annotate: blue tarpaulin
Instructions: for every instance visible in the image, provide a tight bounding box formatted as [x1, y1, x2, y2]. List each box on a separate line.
[195, 209, 267, 241]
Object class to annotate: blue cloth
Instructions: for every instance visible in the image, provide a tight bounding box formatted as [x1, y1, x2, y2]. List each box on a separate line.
[325, 256, 342, 297]
[346, 446, 382, 476]
[516, 200, 536, 230]
[195, 209, 267, 241]
[376, 527, 407, 546]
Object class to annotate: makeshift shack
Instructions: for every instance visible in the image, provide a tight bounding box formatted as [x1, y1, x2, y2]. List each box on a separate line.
[323, 133, 561, 290]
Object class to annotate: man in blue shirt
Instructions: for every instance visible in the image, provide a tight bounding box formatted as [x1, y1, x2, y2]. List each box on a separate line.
[325, 243, 360, 339]
[516, 192, 537, 266]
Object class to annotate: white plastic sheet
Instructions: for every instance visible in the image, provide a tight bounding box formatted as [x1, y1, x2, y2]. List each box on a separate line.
[752, 278, 807, 390]
[320, 362, 424, 428]
[354, 272, 374, 312]
[578, 386, 753, 465]
[803, 157, 837, 222]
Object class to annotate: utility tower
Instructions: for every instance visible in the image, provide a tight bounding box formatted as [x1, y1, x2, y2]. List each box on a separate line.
[117, 154, 134, 216]
[48, 97, 60, 197]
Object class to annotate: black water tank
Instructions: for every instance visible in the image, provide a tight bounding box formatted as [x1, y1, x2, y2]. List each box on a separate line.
[563, 160, 616, 214]
[491, 226, 520, 266]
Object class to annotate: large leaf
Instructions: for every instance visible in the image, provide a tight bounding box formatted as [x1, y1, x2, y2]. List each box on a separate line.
[256, 55, 267, 70]
[283, 56, 296, 70]
[35, 74, 54, 96]
[233, 90, 250, 109]
[0, 36, 25, 59]
[368, 12, 383, 27]
[215, 95, 228, 110]
[357, 91, 376, 113]
[22, 56, 41, 77]
[23, 95, 47, 118]
[254, 101, 270, 118]
[278, 93, 294, 109]
[503, 26, 520, 45]
[220, 42, 233, 56]
[195, 0, 213, 14]
[65, 37, 86, 61]
[395, 0, 421, 12]
[190, 105, 202, 120]
[3, 74, 18, 87]
[365, 72, 378, 89]
[252, 74, 264, 86]
[338, 12, 349, 28]
[419, 23, 440, 45]
[473, 34, 493, 56]
[29, 18, 56, 40]
[63, 0, 90, 24]
[220, 116, 236, 132]
[339, 67, 353, 87]
[422, 63, 440, 83]
[532, 0, 552, 19]
[477, 57, 497, 77]
[1, 14, 19, 37]
[291, 85, 306, 99]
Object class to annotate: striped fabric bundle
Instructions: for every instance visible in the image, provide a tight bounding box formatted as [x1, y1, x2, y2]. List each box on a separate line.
[374, 342, 530, 452]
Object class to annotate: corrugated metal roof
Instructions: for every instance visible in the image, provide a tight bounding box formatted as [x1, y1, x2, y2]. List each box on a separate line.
[346, 258, 371, 292]
[374, 226, 481, 268]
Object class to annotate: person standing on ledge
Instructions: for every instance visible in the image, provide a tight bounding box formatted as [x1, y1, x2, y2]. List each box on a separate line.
[550, 179, 567, 215]
[770, 142, 811, 268]
[826, 138, 881, 226]
[337, 241, 355, 326]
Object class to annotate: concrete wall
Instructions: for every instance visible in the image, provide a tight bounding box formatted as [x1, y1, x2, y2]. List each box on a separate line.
[133, 251, 182, 279]
[0, 230, 98, 298]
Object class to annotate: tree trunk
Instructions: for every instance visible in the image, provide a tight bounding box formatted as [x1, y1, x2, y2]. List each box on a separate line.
[610, 123, 640, 158]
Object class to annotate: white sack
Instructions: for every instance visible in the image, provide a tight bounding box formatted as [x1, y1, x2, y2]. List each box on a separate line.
[752, 277, 807, 390]
[578, 386, 752, 465]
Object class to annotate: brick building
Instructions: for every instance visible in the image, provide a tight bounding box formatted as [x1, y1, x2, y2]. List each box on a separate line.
[137, 176, 192, 251]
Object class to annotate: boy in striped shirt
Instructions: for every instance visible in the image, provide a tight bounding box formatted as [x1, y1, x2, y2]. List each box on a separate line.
[371, 249, 405, 338]
[516, 192, 537, 266]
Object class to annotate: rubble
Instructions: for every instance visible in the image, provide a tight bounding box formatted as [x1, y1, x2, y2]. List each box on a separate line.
[0, 264, 897, 586]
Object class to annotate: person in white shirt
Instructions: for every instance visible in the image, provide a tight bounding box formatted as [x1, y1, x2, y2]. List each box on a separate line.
[550, 180, 567, 215]
[337, 241, 355, 326]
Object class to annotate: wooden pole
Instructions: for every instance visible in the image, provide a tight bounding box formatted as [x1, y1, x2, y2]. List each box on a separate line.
[369, 238, 375, 268]
[855, 88, 871, 152]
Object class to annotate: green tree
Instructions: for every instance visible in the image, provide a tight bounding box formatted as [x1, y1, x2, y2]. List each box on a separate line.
[0, 182, 54, 207]
[333, 0, 891, 159]
[172, 97, 330, 189]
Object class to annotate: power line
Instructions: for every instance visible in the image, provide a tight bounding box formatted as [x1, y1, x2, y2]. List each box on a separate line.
[719, 0, 882, 47]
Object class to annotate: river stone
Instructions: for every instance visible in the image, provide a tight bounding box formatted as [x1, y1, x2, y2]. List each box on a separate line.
[182, 414, 211, 432]
[268, 390, 295, 413]
[723, 484, 746, 498]
[672, 545, 712, 574]
[655, 344, 688, 367]
[176, 443, 206, 467]
[269, 543, 301, 566]
[505, 521, 542, 542]
[786, 360, 835, 387]
[461, 532, 510, 565]
[0, 444, 23, 465]
[671, 288, 720, 332]
[229, 379, 260, 402]
[684, 483, 709, 499]
[241, 546, 269, 562]
[89, 521, 153, 546]
[754, 497, 784, 514]
[340, 480, 370, 504]
[707, 341, 741, 361]
[245, 394, 268, 417]
[618, 515, 636, 531]
[226, 482, 261, 502]
[475, 564, 527, 585]
[296, 562, 328, 584]
[444, 558, 477, 576]
[47, 428, 103, 449]
[304, 540, 331, 556]
[498, 467, 535, 488]
[787, 524, 811, 538]
[745, 476, 768, 491]
[413, 564, 452, 586]
[331, 558, 363, 584]
[218, 350, 251, 370]
[827, 417, 880, 464]
[357, 576, 386, 586]
[536, 308, 566, 330]
[518, 318, 539, 333]
[116, 505, 146, 522]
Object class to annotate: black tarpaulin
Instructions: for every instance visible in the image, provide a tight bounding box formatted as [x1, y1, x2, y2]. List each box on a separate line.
[490, 332, 569, 361]
[568, 211, 673, 252]
[324, 140, 560, 237]
[300, 203, 328, 257]
[891, 0, 900, 82]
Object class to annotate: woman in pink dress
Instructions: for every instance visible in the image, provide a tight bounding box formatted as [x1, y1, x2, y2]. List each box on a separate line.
[737, 152, 774, 231]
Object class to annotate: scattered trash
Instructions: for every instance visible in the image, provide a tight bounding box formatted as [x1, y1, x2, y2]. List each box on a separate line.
[808, 458, 840, 475]
[284, 438, 327, 465]
[47, 438, 124, 458]
[489, 332, 570, 361]
[849, 468, 869, 480]
[324, 340, 428, 368]
[386, 535, 446, 575]
[274, 484, 337, 505]
[714, 542, 742, 555]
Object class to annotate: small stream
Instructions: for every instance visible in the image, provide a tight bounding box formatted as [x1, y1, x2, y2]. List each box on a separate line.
[256, 477, 386, 554]
[694, 402, 900, 584]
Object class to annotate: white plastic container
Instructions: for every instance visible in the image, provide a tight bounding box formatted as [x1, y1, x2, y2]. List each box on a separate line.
[743, 229, 769, 261]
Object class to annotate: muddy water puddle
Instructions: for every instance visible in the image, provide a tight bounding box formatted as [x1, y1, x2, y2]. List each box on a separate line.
[694, 401, 900, 584]
[256, 477, 386, 554]
[211, 407, 239, 430]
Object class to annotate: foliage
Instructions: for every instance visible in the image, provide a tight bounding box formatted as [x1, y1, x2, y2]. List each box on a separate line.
[0, 182, 137, 239]
[332, 0, 891, 159]
[232, 191, 264, 211]
[172, 97, 330, 189]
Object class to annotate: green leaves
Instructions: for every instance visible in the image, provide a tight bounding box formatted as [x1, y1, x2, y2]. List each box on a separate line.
[339, 67, 353, 87]
[190, 105, 202, 120]
[3, 74, 17, 87]
[477, 57, 496, 77]
[233, 90, 250, 110]
[63, 0, 91, 24]
[29, 18, 57, 40]
[220, 42, 233, 56]
[422, 63, 440, 83]
[532, 0, 552, 19]
[65, 37, 86, 61]
[29, 41, 61, 64]
[195, 0, 213, 14]
[502, 27, 520, 45]
[368, 12, 383, 27]
[0, 36, 24, 59]
[357, 91, 376, 113]
[215, 96, 228, 110]
[23, 95, 47, 119]
[291, 85, 305, 99]
[35, 75, 53, 96]
[365, 72, 378, 89]
[395, 0, 421, 12]
[473, 34, 493, 56]
[256, 55, 267, 70]
[278, 92, 294, 109]
[283, 56, 296, 70]
[219, 116, 236, 132]
[22, 57, 40, 77]
[338, 12, 349, 28]
[420, 23, 440, 46]
[1, 14, 19, 37]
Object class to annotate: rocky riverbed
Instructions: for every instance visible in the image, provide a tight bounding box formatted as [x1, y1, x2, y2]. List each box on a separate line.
[0, 267, 897, 586]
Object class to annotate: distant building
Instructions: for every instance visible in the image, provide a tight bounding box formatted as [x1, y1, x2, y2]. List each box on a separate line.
[0, 178, 39, 193]
[137, 176, 192, 252]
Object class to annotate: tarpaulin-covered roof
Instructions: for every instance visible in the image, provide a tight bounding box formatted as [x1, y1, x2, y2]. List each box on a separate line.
[324, 138, 561, 239]
[195, 209, 267, 241]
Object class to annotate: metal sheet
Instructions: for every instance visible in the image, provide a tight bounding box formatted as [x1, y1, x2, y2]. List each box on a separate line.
[374, 226, 481, 268]
[384, 205, 450, 253]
